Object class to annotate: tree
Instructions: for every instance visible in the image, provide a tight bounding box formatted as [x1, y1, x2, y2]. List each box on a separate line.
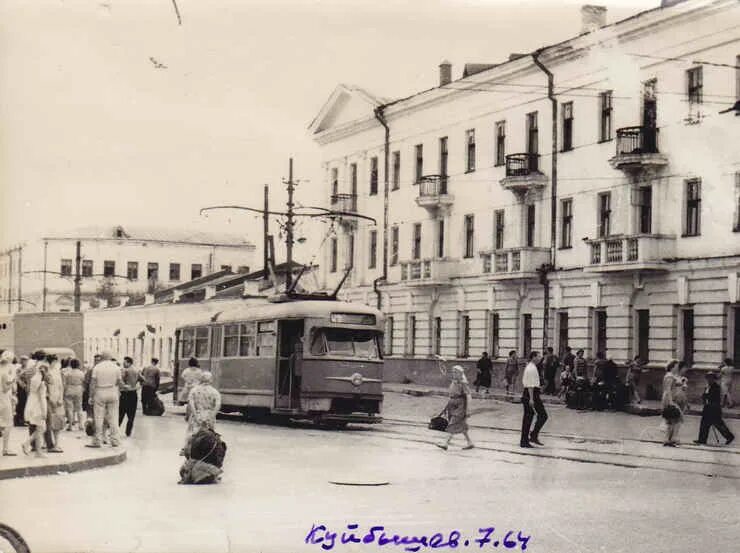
[95, 277, 121, 307]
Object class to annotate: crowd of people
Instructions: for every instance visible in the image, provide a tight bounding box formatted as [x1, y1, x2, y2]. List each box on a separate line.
[0, 349, 162, 457]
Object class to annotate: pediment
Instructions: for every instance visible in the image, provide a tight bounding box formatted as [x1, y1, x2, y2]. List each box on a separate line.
[309, 84, 388, 135]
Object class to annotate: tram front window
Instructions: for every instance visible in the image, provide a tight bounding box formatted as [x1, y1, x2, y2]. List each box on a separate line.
[311, 329, 380, 359]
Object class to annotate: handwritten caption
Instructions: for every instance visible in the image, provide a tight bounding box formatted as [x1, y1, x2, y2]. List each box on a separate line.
[305, 524, 531, 552]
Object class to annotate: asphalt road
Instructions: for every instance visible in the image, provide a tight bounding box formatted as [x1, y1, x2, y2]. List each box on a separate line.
[1, 394, 738, 553]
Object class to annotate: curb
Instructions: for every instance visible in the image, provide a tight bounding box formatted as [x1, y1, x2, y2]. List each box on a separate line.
[0, 449, 127, 481]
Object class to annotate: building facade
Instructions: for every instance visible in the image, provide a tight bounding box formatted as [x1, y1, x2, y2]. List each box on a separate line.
[310, 0, 740, 390]
[0, 225, 256, 313]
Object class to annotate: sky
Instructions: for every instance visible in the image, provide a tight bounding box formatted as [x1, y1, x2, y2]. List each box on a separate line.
[0, 0, 650, 263]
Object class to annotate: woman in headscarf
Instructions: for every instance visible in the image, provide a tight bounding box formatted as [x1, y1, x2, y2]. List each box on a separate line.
[437, 365, 475, 451]
[0, 350, 18, 456]
[661, 359, 683, 447]
[22, 353, 48, 458]
[186, 371, 221, 438]
[44, 354, 65, 453]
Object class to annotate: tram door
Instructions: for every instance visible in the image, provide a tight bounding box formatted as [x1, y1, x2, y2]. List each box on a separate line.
[275, 320, 304, 410]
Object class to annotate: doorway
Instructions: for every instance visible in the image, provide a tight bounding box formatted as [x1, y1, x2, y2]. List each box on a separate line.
[275, 319, 304, 410]
[636, 309, 650, 362]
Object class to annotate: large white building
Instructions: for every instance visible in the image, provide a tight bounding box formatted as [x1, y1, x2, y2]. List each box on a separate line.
[0, 225, 256, 313]
[310, 0, 740, 392]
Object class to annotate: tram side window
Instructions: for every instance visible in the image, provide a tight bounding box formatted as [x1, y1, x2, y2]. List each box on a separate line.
[240, 322, 256, 356]
[223, 324, 240, 357]
[181, 328, 195, 358]
[310, 328, 380, 359]
[194, 328, 210, 358]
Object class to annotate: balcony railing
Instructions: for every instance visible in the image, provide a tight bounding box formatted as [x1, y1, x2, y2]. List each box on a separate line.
[505, 153, 540, 177]
[330, 193, 358, 213]
[398, 258, 455, 285]
[616, 126, 659, 155]
[419, 175, 448, 196]
[585, 234, 676, 272]
[481, 247, 550, 280]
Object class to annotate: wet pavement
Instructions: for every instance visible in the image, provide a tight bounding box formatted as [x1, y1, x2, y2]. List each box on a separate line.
[1, 393, 738, 553]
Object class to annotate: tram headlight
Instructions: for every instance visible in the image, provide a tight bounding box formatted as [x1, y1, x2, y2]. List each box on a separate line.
[350, 373, 364, 387]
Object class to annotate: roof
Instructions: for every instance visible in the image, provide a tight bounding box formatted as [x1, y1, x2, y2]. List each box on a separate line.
[462, 63, 498, 78]
[308, 84, 394, 134]
[207, 299, 384, 326]
[43, 225, 255, 249]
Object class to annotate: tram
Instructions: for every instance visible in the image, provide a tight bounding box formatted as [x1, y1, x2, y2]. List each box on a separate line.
[173, 298, 384, 425]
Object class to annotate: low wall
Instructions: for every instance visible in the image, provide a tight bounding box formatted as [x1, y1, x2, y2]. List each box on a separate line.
[384, 357, 714, 402]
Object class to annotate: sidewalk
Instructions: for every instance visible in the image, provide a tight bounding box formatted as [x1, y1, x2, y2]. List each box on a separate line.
[384, 382, 740, 419]
[0, 426, 126, 481]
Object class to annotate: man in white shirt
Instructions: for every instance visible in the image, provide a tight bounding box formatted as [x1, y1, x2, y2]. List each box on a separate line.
[88, 351, 123, 448]
[521, 350, 548, 448]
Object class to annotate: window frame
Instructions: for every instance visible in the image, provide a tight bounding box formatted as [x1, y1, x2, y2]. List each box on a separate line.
[190, 263, 203, 280]
[412, 223, 422, 260]
[526, 204, 536, 248]
[369, 157, 378, 196]
[392, 151, 401, 190]
[458, 312, 471, 358]
[147, 262, 158, 280]
[599, 91, 613, 143]
[684, 178, 701, 237]
[329, 237, 338, 273]
[331, 167, 339, 198]
[494, 209, 505, 250]
[127, 261, 139, 281]
[598, 192, 612, 238]
[439, 136, 448, 181]
[414, 144, 423, 184]
[369, 229, 378, 269]
[103, 260, 115, 278]
[495, 121, 506, 166]
[60, 259, 73, 277]
[560, 198, 573, 249]
[169, 262, 181, 282]
[465, 129, 476, 173]
[526, 111, 539, 155]
[463, 214, 475, 259]
[437, 219, 445, 259]
[406, 313, 416, 356]
[687, 66, 703, 105]
[561, 101, 574, 152]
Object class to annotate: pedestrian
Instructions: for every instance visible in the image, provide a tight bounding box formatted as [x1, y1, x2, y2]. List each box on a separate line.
[562, 346, 575, 373]
[88, 350, 123, 448]
[289, 340, 303, 404]
[504, 350, 519, 396]
[436, 365, 474, 451]
[474, 352, 492, 395]
[140, 358, 161, 415]
[14, 355, 31, 427]
[180, 357, 203, 415]
[118, 356, 139, 438]
[520, 351, 548, 448]
[44, 354, 65, 453]
[63, 359, 85, 431]
[694, 372, 735, 446]
[674, 361, 690, 415]
[0, 350, 18, 456]
[82, 357, 97, 420]
[22, 355, 47, 458]
[573, 349, 588, 379]
[661, 360, 683, 447]
[592, 351, 609, 383]
[719, 358, 734, 408]
[626, 355, 643, 404]
[541, 347, 560, 395]
[186, 371, 222, 439]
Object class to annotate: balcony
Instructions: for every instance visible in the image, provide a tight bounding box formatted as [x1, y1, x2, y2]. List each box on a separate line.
[481, 247, 550, 281]
[584, 234, 676, 273]
[416, 176, 454, 212]
[608, 127, 668, 173]
[329, 193, 358, 228]
[499, 153, 548, 198]
[397, 258, 456, 287]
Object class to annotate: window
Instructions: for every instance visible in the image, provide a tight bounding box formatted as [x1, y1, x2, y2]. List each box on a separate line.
[347, 232, 355, 269]
[522, 314, 533, 356]
[330, 237, 338, 273]
[557, 311, 569, 358]
[490, 312, 500, 358]
[598, 192, 611, 238]
[195, 327, 210, 358]
[526, 204, 536, 247]
[127, 262, 139, 281]
[415, 144, 423, 183]
[60, 259, 72, 277]
[437, 219, 445, 258]
[350, 163, 358, 194]
[636, 186, 652, 234]
[191, 263, 202, 280]
[238, 265, 250, 274]
[595, 309, 607, 356]
[392, 151, 400, 190]
[464, 214, 475, 258]
[685, 179, 701, 236]
[735, 172, 740, 231]
[256, 321, 276, 357]
[103, 260, 115, 277]
[526, 112, 538, 155]
[331, 168, 338, 198]
[390, 226, 399, 266]
[312, 328, 379, 359]
[385, 316, 394, 356]
[439, 137, 448, 191]
[599, 91, 613, 142]
[180, 328, 195, 358]
[465, 129, 476, 172]
[687, 67, 703, 105]
[680, 308, 694, 365]
[433, 317, 442, 356]
[369, 230, 377, 269]
[220, 265, 232, 272]
[369, 157, 378, 196]
[147, 262, 158, 280]
[406, 314, 416, 356]
[223, 323, 256, 357]
[561, 199, 573, 248]
[412, 223, 422, 260]
[495, 210, 505, 249]
[495, 121, 506, 166]
[169, 263, 180, 281]
[562, 102, 574, 151]
[459, 313, 470, 358]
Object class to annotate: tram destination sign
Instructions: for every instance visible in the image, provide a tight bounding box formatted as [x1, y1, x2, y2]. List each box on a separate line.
[330, 313, 377, 326]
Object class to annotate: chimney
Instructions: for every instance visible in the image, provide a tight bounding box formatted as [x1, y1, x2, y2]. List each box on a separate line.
[204, 285, 217, 300]
[581, 5, 607, 34]
[439, 60, 452, 87]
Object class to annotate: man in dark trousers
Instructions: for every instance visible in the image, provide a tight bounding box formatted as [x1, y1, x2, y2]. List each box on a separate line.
[140, 358, 161, 415]
[118, 356, 139, 437]
[521, 350, 548, 448]
[694, 372, 735, 446]
[541, 347, 560, 395]
[474, 352, 493, 394]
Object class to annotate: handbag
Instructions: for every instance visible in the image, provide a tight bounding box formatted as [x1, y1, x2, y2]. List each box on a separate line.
[85, 418, 95, 437]
[50, 412, 65, 431]
[662, 404, 681, 421]
[428, 407, 449, 432]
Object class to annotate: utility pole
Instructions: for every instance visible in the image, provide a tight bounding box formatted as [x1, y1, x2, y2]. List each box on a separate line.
[6, 249, 12, 313]
[17, 245, 22, 312]
[285, 158, 295, 290]
[73, 240, 82, 312]
[263, 185, 269, 277]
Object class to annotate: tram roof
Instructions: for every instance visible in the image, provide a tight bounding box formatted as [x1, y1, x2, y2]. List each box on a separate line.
[187, 299, 384, 326]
